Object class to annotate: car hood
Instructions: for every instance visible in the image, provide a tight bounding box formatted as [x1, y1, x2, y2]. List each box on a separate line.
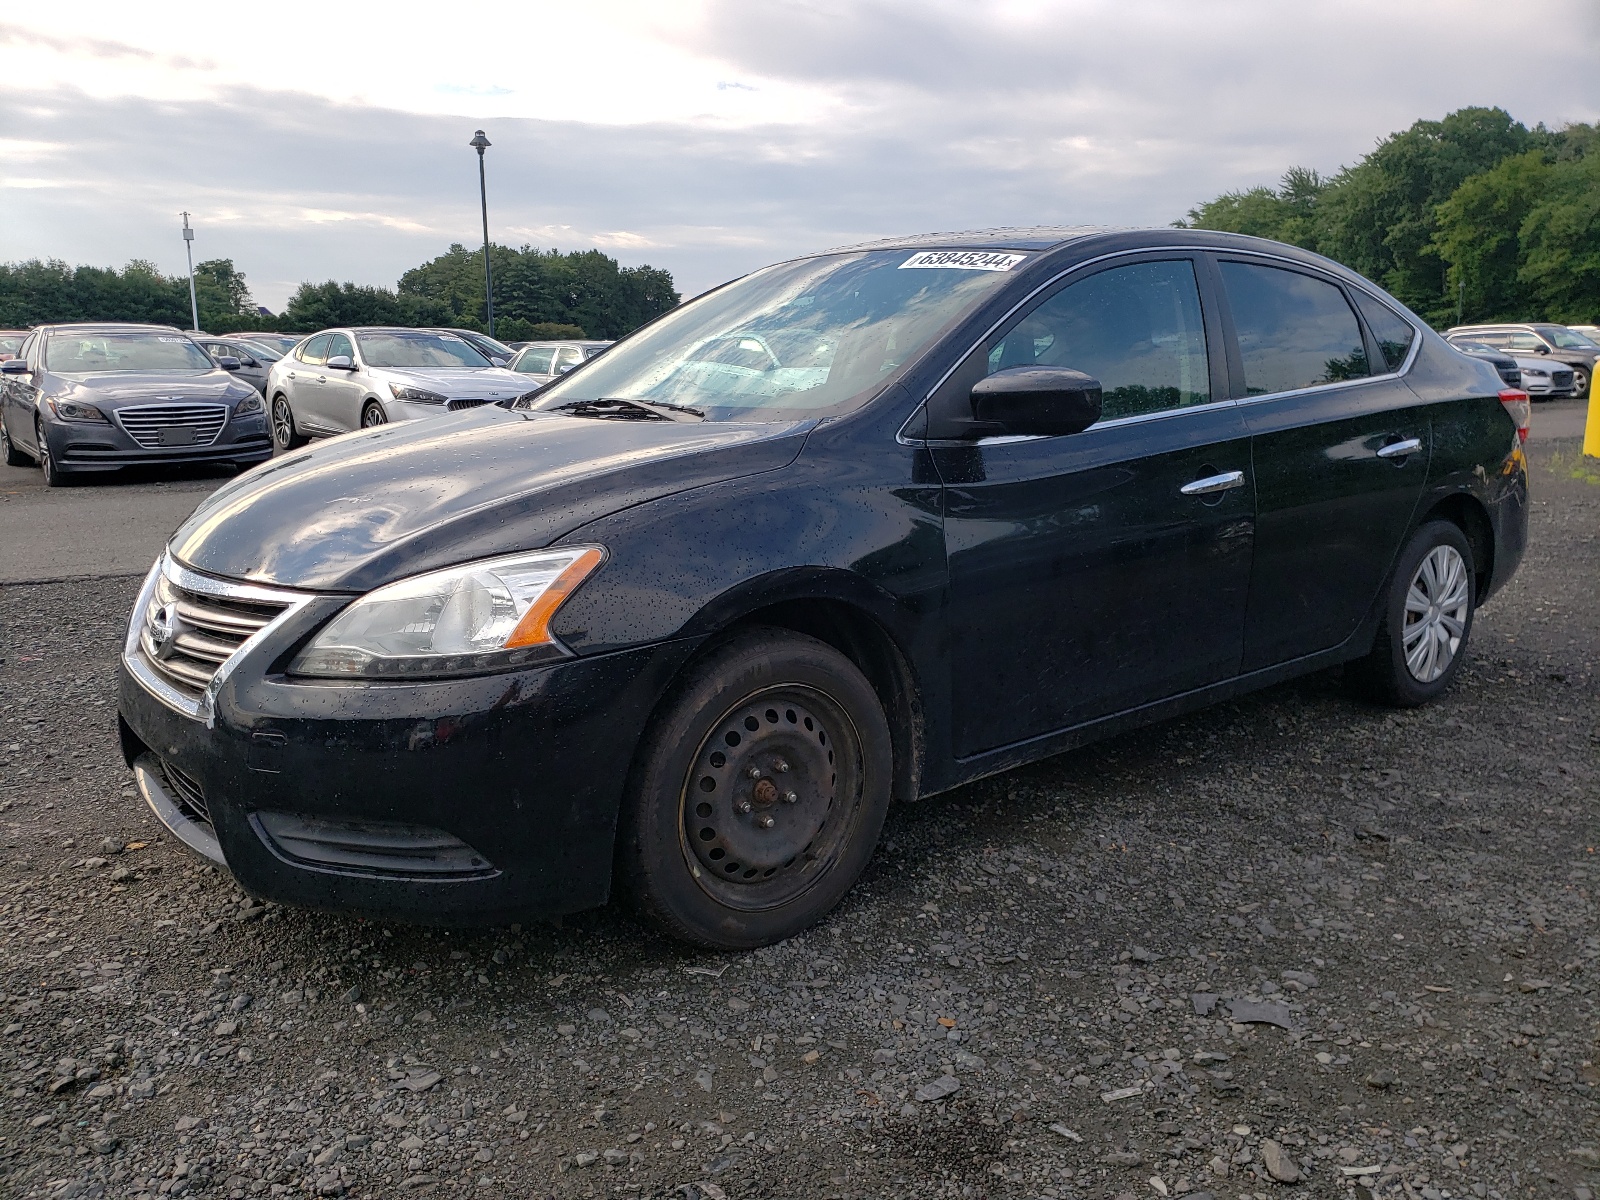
[371, 366, 529, 398]
[50, 370, 250, 406]
[169, 407, 814, 592]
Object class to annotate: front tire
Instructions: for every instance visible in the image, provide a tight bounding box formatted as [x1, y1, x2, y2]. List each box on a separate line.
[37, 421, 73, 487]
[1572, 365, 1589, 400]
[271, 395, 306, 451]
[361, 402, 387, 428]
[1349, 519, 1475, 707]
[617, 629, 892, 949]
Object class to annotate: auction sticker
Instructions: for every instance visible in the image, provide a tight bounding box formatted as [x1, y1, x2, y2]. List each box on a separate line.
[900, 250, 1027, 272]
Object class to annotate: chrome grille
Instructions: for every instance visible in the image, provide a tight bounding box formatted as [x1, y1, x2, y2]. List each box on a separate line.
[115, 403, 228, 450]
[138, 576, 289, 701]
[159, 758, 211, 826]
[447, 397, 492, 411]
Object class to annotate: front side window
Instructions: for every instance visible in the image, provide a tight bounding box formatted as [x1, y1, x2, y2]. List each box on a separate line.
[985, 259, 1210, 420]
[324, 333, 354, 362]
[299, 335, 331, 366]
[515, 347, 555, 375]
[355, 331, 490, 368]
[530, 249, 1019, 421]
[1506, 332, 1544, 352]
[1220, 262, 1369, 395]
[1352, 291, 1416, 373]
[45, 331, 214, 373]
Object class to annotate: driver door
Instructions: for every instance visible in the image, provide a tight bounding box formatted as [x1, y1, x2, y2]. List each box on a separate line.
[933, 254, 1255, 757]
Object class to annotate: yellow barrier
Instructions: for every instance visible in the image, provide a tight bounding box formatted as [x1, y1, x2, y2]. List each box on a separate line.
[1587, 364, 1600, 458]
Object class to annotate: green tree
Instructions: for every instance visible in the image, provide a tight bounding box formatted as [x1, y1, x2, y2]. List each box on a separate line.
[1317, 106, 1533, 320]
[1431, 150, 1549, 322]
[1517, 148, 1600, 324]
[1179, 167, 1328, 250]
[193, 259, 256, 328]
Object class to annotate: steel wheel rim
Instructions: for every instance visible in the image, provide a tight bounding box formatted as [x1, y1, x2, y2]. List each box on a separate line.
[1402, 544, 1469, 683]
[678, 684, 862, 912]
[362, 405, 386, 428]
[272, 399, 293, 446]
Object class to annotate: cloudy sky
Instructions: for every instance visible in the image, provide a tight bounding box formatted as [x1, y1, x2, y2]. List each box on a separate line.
[2, 0, 1597, 311]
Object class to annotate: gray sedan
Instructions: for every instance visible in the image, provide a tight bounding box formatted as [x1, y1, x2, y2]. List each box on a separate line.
[507, 340, 613, 388]
[264, 327, 533, 450]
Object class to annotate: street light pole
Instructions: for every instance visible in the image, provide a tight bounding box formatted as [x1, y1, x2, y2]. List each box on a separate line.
[180, 211, 199, 332]
[469, 130, 494, 339]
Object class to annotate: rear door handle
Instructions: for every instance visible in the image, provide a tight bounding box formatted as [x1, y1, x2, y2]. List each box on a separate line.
[1180, 470, 1246, 496]
[1376, 437, 1422, 459]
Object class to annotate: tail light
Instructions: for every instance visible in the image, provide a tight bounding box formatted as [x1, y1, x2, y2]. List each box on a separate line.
[1498, 389, 1531, 443]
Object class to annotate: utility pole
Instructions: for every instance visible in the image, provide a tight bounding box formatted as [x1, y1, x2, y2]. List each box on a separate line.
[1457, 277, 1465, 326]
[181, 212, 200, 332]
[469, 131, 494, 339]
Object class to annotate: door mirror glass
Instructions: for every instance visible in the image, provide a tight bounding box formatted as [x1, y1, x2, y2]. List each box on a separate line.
[1, 359, 30, 375]
[970, 366, 1102, 437]
[325, 355, 355, 371]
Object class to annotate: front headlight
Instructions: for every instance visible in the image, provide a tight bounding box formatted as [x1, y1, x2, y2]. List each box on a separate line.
[390, 384, 446, 404]
[288, 546, 605, 679]
[47, 399, 108, 422]
[1524, 368, 1548, 378]
[235, 394, 264, 415]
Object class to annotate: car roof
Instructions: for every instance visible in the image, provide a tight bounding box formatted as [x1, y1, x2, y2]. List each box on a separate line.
[516, 340, 610, 349]
[825, 226, 1108, 253]
[38, 322, 186, 334]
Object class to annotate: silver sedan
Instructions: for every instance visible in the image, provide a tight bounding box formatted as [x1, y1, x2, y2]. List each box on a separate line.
[265, 328, 533, 449]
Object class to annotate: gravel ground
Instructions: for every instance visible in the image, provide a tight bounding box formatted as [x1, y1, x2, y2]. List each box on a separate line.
[0, 439, 1594, 1200]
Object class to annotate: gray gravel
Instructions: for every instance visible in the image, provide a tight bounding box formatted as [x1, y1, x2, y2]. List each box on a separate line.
[0, 438, 1594, 1200]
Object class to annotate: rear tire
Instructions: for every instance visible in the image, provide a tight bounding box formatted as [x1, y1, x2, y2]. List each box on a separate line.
[0, 412, 28, 466]
[1348, 519, 1475, 707]
[271, 395, 306, 451]
[617, 629, 892, 949]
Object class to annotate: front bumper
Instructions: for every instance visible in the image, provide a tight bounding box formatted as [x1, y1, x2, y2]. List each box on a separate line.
[48, 412, 271, 472]
[117, 613, 697, 925]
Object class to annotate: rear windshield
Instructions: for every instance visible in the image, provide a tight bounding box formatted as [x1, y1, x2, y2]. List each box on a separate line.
[45, 331, 213, 373]
[1541, 327, 1600, 351]
[355, 331, 491, 368]
[530, 249, 1021, 420]
[240, 333, 301, 353]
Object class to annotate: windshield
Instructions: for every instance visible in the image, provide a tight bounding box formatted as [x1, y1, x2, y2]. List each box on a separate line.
[355, 331, 492, 369]
[45, 331, 213, 373]
[529, 250, 1022, 420]
[1542, 327, 1600, 351]
[240, 333, 301, 353]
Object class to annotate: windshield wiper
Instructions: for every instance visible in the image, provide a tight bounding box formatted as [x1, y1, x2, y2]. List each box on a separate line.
[550, 397, 705, 423]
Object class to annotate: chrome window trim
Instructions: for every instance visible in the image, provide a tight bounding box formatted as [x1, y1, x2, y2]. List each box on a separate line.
[123, 553, 316, 726]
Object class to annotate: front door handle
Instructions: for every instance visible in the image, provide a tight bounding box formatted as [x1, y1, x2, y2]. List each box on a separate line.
[1180, 470, 1246, 496]
[1376, 437, 1422, 460]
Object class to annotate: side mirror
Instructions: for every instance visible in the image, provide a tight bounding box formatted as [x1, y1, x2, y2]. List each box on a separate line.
[489, 356, 510, 367]
[1, 359, 30, 375]
[325, 355, 355, 371]
[1535, 345, 1550, 354]
[969, 367, 1103, 438]
[217, 356, 242, 371]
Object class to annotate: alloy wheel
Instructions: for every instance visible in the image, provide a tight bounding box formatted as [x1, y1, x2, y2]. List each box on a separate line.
[1574, 366, 1590, 398]
[361, 404, 387, 428]
[680, 685, 859, 912]
[1402, 544, 1470, 684]
[272, 398, 294, 448]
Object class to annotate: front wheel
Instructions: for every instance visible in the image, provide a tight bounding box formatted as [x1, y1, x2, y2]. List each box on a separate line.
[37, 421, 73, 487]
[271, 395, 306, 451]
[617, 629, 892, 949]
[1572, 365, 1590, 400]
[1348, 519, 1475, 707]
[361, 402, 387, 428]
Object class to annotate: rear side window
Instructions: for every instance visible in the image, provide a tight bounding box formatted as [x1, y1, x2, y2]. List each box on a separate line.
[1220, 262, 1369, 395]
[986, 259, 1211, 420]
[1352, 292, 1416, 372]
[299, 335, 330, 366]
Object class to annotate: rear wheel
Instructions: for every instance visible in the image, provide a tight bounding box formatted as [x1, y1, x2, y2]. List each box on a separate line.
[617, 629, 892, 949]
[361, 402, 387, 428]
[1349, 519, 1475, 707]
[0, 412, 28, 466]
[271, 395, 306, 451]
[37, 420, 73, 487]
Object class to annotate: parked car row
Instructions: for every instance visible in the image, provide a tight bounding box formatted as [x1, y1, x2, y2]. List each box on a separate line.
[1445, 322, 1600, 399]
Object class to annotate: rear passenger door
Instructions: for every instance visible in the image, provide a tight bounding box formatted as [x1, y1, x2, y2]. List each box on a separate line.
[1215, 257, 1430, 671]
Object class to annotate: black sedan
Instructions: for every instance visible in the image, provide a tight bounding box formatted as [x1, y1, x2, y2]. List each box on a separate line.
[1, 323, 272, 486]
[116, 228, 1529, 947]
